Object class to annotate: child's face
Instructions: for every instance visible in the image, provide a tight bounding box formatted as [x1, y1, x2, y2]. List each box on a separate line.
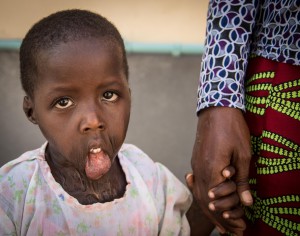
[25, 38, 131, 180]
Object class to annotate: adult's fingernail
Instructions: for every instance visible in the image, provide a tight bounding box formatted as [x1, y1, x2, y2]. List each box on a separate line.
[241, 191, 253, 205]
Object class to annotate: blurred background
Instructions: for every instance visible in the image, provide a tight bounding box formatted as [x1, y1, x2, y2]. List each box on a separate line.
[0, 0, 208, 184]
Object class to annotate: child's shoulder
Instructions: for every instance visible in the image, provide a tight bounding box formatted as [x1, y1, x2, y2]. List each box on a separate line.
[0, 145, 44, 185]
[119, 143, 159, 184]
[118, 144, 185, 190]
[119, 143, 156, 169]
[0, 146, 45, 224]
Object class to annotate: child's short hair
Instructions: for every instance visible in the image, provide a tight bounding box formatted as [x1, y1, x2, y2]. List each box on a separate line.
[20, 9, 129, 98]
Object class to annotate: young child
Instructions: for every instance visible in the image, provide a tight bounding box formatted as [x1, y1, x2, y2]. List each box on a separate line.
[0, 9, 241, 235]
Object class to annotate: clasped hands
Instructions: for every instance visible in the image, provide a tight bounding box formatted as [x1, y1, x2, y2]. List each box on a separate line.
[189, 107, 253, 235]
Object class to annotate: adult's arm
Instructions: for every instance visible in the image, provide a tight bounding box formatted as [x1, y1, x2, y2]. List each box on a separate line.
[192, 0, 259, 232]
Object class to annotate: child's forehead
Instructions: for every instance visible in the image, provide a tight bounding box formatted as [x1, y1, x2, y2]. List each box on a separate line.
[34, 39, 127, 85]
[43, 37, 121, 55]
[36, 38, 123, 69]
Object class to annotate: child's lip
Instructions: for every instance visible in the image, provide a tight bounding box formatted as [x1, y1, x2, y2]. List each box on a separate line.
[87, 139, 106, 155]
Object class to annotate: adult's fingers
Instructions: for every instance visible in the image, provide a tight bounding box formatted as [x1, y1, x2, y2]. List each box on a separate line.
[216, 218, 246, 234]
[222, 207, 244, 219]
[234, 154, 253, 206]
[231, 111, 253, 207]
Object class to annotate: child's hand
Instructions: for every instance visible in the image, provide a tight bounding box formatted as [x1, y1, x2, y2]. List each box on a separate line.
[186, 166, 246, 236]
[208, 166, 244, 221]
[186, 173, 216, 236]
[207, 166, 245, 236]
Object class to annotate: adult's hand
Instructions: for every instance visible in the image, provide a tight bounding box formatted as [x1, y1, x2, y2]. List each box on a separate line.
[186, 166, 245, 236]
[191, 106, 253, 234]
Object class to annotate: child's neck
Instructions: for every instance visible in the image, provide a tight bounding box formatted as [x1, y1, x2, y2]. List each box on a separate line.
[45, 151, 127, 205]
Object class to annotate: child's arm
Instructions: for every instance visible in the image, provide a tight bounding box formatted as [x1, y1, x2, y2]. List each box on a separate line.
[186, 191, 215, 236]
[186, 166, 245, 236]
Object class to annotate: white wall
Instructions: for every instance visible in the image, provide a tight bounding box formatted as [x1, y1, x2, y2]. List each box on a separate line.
[0, 0, 209, 44]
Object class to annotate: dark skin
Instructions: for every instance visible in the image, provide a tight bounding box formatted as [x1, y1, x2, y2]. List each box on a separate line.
[23, 38, 131, 204]
[191, 107, 253, 234]
[186, 166, 244, 236]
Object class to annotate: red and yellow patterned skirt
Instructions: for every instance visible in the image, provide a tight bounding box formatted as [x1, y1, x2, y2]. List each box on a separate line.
[244, 56, 300, 236]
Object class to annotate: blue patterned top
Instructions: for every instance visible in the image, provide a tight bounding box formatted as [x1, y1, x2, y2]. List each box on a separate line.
[197, 0, 300, 112]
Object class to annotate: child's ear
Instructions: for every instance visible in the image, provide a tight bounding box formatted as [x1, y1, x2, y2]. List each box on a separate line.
[23, 96, 37, 124]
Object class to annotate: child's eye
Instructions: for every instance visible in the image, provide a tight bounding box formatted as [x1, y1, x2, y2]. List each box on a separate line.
[54, 97, 74, 109]
[102, 91, 118, 102]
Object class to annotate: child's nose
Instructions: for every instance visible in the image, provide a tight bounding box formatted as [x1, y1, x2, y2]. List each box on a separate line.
[79, 105, 105, 133]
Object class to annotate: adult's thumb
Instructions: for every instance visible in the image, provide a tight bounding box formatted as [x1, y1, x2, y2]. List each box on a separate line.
[235, 162, 253, 206]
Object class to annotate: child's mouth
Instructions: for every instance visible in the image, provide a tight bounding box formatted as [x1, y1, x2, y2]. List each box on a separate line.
[85, 147, 111, 180]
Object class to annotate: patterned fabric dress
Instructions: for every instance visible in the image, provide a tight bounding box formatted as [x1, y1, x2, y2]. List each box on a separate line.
[197, 0, 300, 235]
[244, 55, 300, 235]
